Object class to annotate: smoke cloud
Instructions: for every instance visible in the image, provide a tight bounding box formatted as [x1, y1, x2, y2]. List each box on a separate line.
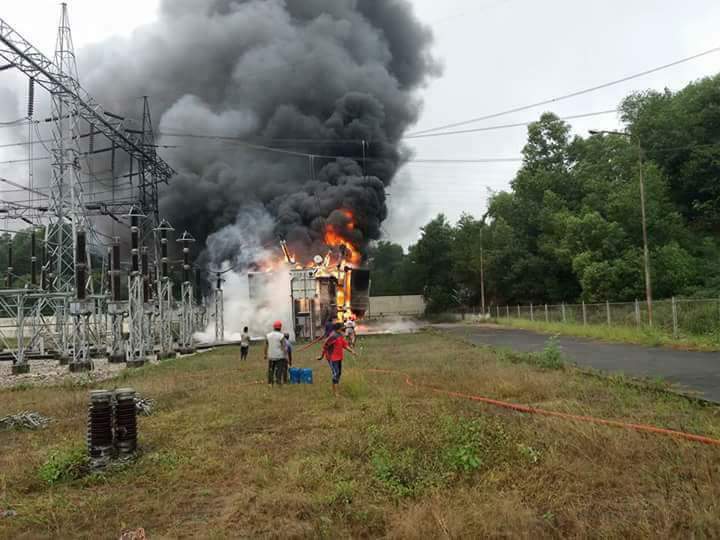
[79, 0, 438, 264]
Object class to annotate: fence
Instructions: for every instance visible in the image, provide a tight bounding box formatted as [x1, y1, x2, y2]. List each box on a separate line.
[489, 298, 720, 338]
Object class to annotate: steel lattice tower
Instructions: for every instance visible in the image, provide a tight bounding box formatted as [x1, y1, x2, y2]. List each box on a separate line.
[46, 3, 93, 294]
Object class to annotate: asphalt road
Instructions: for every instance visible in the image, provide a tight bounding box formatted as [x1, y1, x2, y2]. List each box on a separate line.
[437, 324, 720, 403]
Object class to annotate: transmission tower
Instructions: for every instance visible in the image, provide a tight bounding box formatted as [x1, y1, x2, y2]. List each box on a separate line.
[49, 4, 94, 369]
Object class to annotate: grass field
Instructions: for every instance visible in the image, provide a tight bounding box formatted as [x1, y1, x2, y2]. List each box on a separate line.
[2, 331, 720, 538]
[498, 317, 720, 352]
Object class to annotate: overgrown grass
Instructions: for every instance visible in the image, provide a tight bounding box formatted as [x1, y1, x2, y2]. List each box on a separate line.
[2, 332, 720, 538]
[497, 317, 720, 351]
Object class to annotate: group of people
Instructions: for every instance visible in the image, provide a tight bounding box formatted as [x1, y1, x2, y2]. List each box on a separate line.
[239, 317, 358, 395]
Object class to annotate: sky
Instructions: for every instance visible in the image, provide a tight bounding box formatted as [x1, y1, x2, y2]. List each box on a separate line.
[1, 0, 720, 247]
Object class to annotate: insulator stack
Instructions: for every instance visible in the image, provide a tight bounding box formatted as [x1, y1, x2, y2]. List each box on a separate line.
[41, 237, 49, 290]
[6, 240, 13, 288]
[141, 247, 151, 302]
[160, 229, 169, 278]
[131, 215, 139, 274]
[195, 270, 202, 305]
[75, 230, 87, 300]
[112, 239, 121, 301]
[182, 244, 190, 283]
[114, 388, 138, 456]
[87, 390, 114, 465]
[27, 78, 35, 118]
[216, 273, 222, 291]
[106, 248, 112, 294]
[30, 230, 37, 286]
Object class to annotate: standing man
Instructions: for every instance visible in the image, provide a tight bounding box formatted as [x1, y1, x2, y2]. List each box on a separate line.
[240, 326, 250, 362]
[265, 321, 287, 386]
[345, 315, 357, 347]
[320, 322, 357, 396]
[283, 332, 293, 384]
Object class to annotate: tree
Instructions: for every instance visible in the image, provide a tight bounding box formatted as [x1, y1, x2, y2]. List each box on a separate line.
[409, 214, 457, 312]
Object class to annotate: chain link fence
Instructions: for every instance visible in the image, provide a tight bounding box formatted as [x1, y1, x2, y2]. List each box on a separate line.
[487, 298, 720, 338]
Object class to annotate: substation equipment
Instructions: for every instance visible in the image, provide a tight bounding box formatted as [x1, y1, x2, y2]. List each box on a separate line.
[0, 5, 210, 376]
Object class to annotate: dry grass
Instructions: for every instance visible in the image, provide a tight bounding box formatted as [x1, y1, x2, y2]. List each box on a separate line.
[498, 317, 720, 352]
[1, 332, 720, 538]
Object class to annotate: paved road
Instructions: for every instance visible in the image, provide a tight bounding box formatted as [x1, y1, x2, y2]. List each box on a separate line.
[437, 324, 720, 403]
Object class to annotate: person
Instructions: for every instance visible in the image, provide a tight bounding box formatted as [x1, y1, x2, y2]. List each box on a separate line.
[240, 326, 250, 361]
[283, 333, 293, 383]
[345, 316, 357, 347]
[265, 321, 287, 386]
[319, 322, 357, 396]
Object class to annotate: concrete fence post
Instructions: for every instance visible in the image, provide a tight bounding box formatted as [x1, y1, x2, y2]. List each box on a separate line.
[496, 305, 500, 319]
[517, 304, 521, 318]
[506, 305, 510, 319]
[544, 304, 549, 323]
[606, 300, 611, 326]
[582, 301, 587, 326]
[561, 302, 567, 323]
[634, 299, 641, 327]
[530, 303, 534, 322]
[672, 296, 678, 338]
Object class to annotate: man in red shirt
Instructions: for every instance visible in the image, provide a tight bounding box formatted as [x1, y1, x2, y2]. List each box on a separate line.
[320, 322, 357, 396]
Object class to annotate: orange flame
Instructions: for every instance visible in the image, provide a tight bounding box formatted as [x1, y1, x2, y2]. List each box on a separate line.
[324, 210, 362, 266]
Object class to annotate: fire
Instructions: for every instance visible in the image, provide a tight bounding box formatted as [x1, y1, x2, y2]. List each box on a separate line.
[323, 209, 362, 266]
[276, 209, 365, 324]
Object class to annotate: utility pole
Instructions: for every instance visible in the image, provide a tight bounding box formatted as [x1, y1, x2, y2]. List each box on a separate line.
[589, 129, 654, 326]
[637, 140, 653, 326]
[480, 226, 486, 316]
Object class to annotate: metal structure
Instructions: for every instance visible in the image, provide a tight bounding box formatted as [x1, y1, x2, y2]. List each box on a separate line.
[155, 220, 175, 359]
[126, 209, 146, 367]
[107, 237, 126, 363]
[177, 232, 195, 354]
[0, 5, 193, 377]
[213, 273, 224, 343]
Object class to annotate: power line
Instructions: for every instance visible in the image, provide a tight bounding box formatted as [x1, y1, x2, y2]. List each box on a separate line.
[407, 45, 720, 137]
[404, 109, 619, 139]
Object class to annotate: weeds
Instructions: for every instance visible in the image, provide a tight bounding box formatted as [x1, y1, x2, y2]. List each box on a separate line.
[533, 336, 566, 370]
[2, 334, 720, 538]
[38, 446, 88, 485]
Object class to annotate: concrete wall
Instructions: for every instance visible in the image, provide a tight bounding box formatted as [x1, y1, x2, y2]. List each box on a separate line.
[368, 295, 425, 318]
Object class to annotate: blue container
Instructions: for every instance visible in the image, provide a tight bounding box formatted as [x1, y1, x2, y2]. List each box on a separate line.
[300, 368, 314, 384]
[289, 367, 301, 384]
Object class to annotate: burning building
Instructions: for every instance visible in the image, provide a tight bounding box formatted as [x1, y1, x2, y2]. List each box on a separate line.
[248, 211, 371, 340]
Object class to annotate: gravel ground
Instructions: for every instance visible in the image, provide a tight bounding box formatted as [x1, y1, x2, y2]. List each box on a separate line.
[0, 358, 130, 390]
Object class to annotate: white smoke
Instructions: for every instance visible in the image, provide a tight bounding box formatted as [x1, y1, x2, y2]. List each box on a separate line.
[194, 203, 295, 342]
[195, 269, 293, 342]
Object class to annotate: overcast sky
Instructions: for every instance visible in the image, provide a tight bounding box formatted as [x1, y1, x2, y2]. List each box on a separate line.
[2, 0, 719, 247]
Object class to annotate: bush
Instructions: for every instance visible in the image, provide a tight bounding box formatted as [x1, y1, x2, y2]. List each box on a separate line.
[533, 336, 565, 370]
[38, 446, 88, 485]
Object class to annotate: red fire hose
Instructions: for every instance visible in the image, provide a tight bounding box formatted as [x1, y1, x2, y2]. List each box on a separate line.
[365, 368, 720, 447]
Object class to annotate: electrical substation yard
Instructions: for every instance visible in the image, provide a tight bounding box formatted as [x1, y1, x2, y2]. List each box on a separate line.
[2, 332, 720, 538]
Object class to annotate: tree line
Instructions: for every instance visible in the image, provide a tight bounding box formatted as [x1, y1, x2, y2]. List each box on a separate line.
[369, 74, 720, 312]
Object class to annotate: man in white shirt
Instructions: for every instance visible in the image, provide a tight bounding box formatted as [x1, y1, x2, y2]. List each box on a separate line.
[345, 316, 357, 347]
[264, 320, 287, 386]
[240, 326, 250, 361]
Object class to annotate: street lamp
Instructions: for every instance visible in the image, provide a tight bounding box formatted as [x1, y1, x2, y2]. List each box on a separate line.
[589, 129, 654, 326]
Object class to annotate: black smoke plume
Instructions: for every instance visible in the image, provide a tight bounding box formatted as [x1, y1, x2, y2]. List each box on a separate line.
[80, 0, 438, 265]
